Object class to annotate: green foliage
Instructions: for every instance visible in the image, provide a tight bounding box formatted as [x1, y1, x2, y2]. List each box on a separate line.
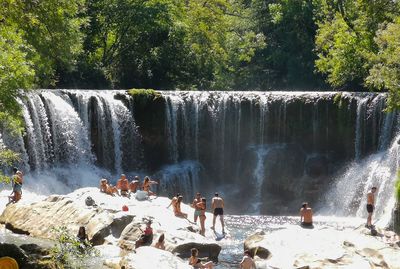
[396, 171, 400, 203]
[128, 89, 162, 100]
[314, 0, 400, 89]
[366, 17, 400, 110]
[50, 226, 99, 269]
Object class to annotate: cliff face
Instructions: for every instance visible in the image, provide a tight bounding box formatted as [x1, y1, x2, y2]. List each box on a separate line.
[1, 90, 398, 215]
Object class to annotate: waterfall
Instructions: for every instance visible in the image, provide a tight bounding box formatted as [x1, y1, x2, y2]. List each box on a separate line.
[156, 161, 201, 200]
[0, 90, 398, 217]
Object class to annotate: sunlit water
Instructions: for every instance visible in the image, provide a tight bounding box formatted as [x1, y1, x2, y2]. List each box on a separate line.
[215, 215, 363, 268]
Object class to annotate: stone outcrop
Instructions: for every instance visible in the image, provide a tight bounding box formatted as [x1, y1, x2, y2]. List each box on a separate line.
[0, 188, 223, 267]
[0, 243, 52, 269]
[244, 225, 400, 269]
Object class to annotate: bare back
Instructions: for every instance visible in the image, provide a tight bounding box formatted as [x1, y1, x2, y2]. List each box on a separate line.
[300, 207, 313, 223]
[212, 197, 224, 209]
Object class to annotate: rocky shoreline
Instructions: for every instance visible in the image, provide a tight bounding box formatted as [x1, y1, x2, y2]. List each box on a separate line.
[0, 188, 223, 268]
[1, 188, 400, 269]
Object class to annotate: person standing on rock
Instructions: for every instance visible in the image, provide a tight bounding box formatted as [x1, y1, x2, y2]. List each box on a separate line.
[192, 192, 202, 223]
[196, 198, 207, 236]
[366, 187, 377, 228]
[300, 202, 313, 227]
[211, 192, 225, 234]
[116, 174, 129, 197]
[240, 250, 256, 269]
[8, 168, 23, 205]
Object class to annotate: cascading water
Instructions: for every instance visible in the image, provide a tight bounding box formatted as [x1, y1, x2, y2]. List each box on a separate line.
[1, 90, 398, 217]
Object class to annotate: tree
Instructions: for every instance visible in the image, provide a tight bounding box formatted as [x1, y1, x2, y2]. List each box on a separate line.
[366, 18, 400, 109]
[314, 0, 399, 89]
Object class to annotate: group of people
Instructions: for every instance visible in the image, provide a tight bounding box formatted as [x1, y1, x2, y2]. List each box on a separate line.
[167, 192, 225, 236]
[299, 186, 378, 230]
[99, 174, 158, 198]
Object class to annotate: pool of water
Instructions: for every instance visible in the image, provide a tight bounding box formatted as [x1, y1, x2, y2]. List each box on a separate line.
[216, 215, 363, 268]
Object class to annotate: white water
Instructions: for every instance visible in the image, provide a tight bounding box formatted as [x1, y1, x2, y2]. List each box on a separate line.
[0, 90, 398, 218]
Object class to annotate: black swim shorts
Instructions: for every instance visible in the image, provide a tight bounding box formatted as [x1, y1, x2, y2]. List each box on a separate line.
[214, 208, 223, 216]
[366, 204, 374, 213]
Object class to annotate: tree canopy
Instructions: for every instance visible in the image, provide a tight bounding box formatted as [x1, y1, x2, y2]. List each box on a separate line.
[1, 0, 400, 97]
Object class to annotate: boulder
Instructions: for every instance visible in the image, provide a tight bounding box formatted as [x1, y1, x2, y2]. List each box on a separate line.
[244, 225, 400, 269]
[243, 231, 270, 259]
[0, 243, 29, 267]
[121, 247, 191, 269]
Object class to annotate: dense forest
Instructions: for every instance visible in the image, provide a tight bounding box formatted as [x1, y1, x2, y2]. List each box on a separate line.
[1, 0, 400, 118]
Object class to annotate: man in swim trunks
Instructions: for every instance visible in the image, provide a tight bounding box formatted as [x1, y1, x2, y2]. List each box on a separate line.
[211, 192, 225, 234]
[116, 174, 130, 197]
[300, 202, 313, 227]
[366, 187, 377, 228]
[192, 192, 202, 223]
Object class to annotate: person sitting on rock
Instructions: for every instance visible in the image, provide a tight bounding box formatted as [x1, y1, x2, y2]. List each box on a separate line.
[77, 226, 89, 251]
[167, 193, 180, 209]
[8, 168, 23, 205]
[189, 248, 213, 269]
[173, 195, 188, 219]
[300, 202, 313, 228]
[135, 221, 153, 249]
[100, 178, 117, 195]
[116, 174, 130, 197]
[129, 176, 140, 193]
[154, 233, 165, 250]
[142, 176, 158, 196]
[240, 250, 256, 269]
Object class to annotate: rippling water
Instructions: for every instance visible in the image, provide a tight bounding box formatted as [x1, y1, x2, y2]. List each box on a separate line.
[216, 215, 363, 268]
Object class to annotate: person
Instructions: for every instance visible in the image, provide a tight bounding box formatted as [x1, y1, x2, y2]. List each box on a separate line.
[116, 174, 130, 197]
[8, 168, 23, 205]
[135, 221, 153, 249]
[142, 176, 158, 196]
[154, 233, 165, 250]
[189, 248, 213, 269]
[196, 198, 207, 236]
[129, 176, 140, 193]
[77, 226, 89, 251]
[99, 178, 117, 195]
[167, 193, 180, 209]
[366, 187, 377, 228]
[173, 195, 188, 218]
[211, 193, 225, 234]
[300, 202, 313, 227]
[192, 192, 202, 223]
[240, 250, 256, 269]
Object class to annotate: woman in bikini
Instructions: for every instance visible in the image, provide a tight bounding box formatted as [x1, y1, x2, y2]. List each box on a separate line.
[142, 176, 158, 196]
[196, 198, 207, 236]
[189, 248, 213, 269]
